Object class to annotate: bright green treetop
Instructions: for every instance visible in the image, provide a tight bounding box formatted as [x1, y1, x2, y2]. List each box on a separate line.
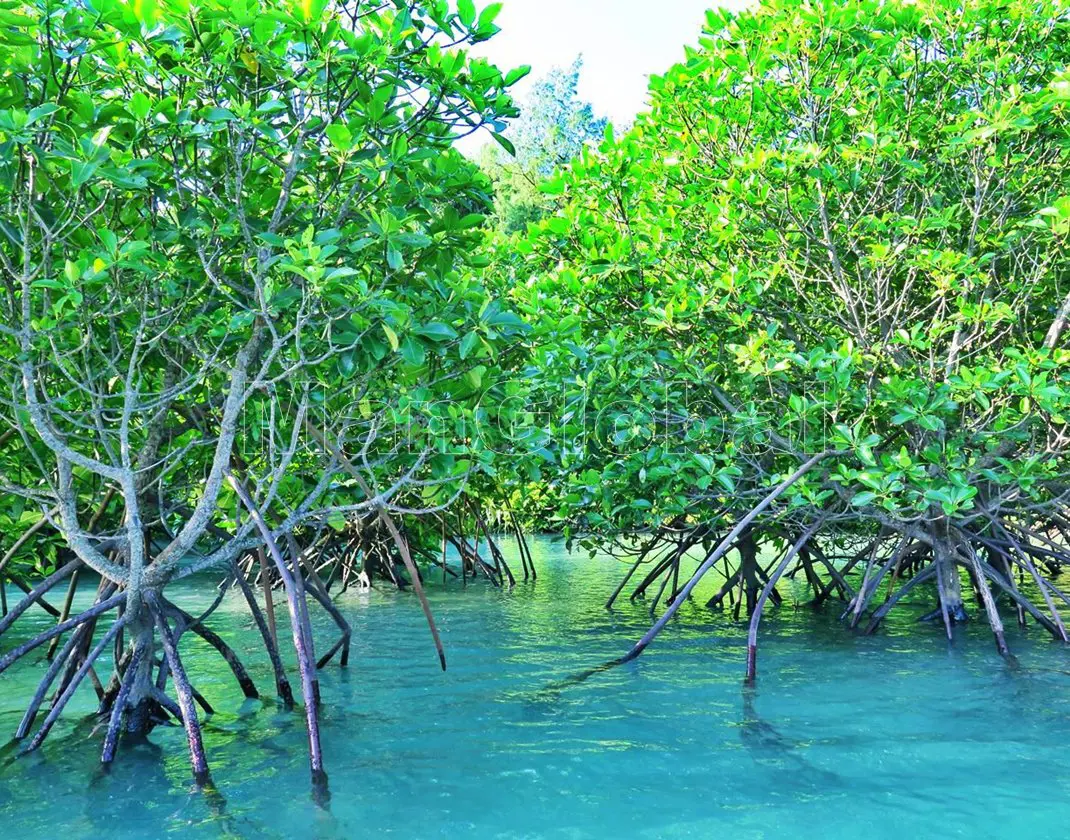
[514, 0, 1070, 549]
[0, 0, 528, 578]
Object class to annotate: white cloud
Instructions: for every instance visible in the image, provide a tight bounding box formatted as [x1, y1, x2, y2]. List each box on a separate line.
[459, 0, 748, 154]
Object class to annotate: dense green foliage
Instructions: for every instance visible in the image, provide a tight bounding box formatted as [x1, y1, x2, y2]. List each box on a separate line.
[513, 0, 1070, 536]
[0, 0, 529, 578]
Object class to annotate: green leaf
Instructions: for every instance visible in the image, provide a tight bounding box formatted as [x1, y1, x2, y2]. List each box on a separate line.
[382, 323, 399, 351]
[400, 335, 426, 366]
[539, 176, 565, 195]
[70, 160, 99, 187]
[129, 93, 151, 120]
[394, 232, 432, 248]
[465, 364, 486, 389]
[484, 310, 525, 331]
[337, 351, 356, 378]
[504, 65, 531, 87]
[205, 107, 236, 122]
[299, 0, 328, 24]
[458, 0, 476, 27]
[413, 322, 458, 342]
[326, 123, 353, 152]
[324, 266, 360, 281]
[32, 278, 67, 290]
[491, 131, 515, 156]
[27, 103, 59, 124]
[458, 213, 485, 229]
[715, 472, 736, 493]
[851, 491, 877, 507]
[459, 331, 481, 360]
[478, 2, 503, 29]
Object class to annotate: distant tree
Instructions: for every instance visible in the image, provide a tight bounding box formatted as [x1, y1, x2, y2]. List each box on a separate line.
[509, 56, 609, 176]
[482, 58, 608, 233]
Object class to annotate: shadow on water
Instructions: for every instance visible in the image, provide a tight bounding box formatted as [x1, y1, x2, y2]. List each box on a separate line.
[739, 687, 844, 791]
[0, 737, 20, 770]
[522, 658, 628, 715]
[3, 712, 341, 840]
[523, 640, 850, 795]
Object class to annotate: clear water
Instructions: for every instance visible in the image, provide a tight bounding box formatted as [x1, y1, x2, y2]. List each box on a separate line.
[2, 537, 1070, 839]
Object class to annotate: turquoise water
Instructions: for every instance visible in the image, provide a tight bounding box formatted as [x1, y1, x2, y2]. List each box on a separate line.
[2, 537, 1070, 838]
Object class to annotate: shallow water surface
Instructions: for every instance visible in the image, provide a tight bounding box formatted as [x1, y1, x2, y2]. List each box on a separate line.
[2, 538, 1069, 839]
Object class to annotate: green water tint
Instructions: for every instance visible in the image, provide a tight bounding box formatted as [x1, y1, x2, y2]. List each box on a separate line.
[2, 538, 1070, 839]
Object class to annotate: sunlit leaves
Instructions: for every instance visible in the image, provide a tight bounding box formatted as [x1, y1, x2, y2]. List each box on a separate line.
[502, 0, 1070, 537]
[0, 0, 538, 567]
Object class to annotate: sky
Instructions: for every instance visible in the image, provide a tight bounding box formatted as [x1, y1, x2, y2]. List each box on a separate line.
[462, 0, 748, 151]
